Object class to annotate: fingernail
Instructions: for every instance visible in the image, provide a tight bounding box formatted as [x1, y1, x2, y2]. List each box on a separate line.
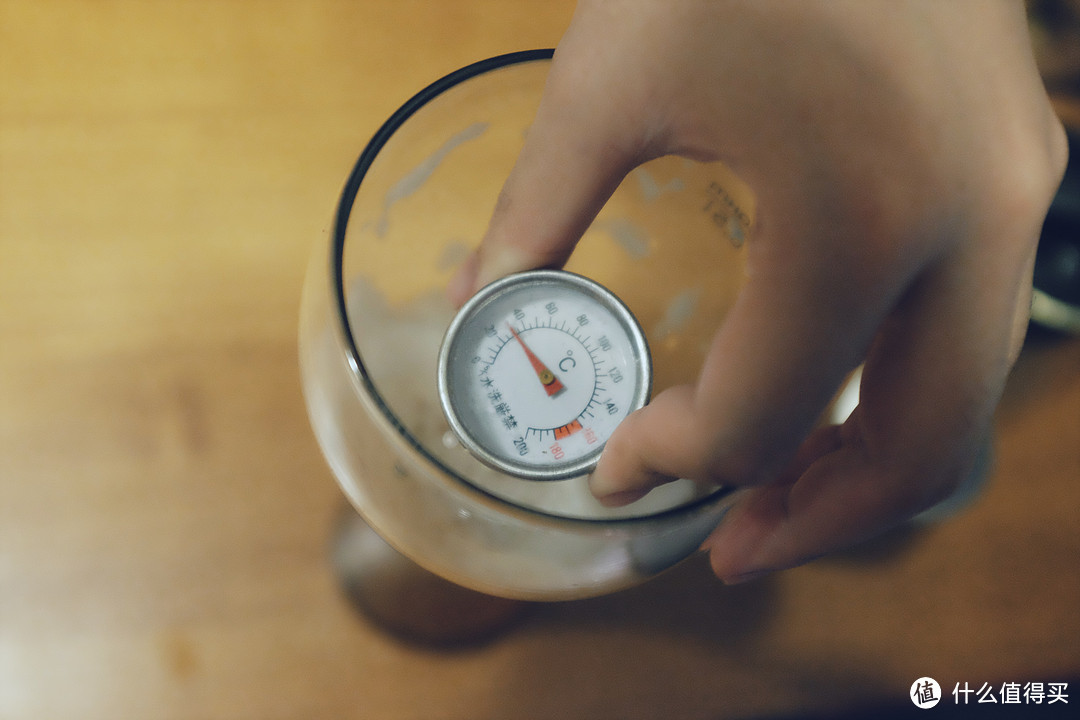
[596, 488, 650, 507]
[587, 469, 619, 498]
[722, 569, 770, 586]
[589, 471, 649, 507]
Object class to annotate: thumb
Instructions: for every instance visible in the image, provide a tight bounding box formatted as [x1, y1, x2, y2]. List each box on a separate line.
[447, 51, 650, 306]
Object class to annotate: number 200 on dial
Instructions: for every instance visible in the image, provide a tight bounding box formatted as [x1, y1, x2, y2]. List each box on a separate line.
[437, 270, 652, 481]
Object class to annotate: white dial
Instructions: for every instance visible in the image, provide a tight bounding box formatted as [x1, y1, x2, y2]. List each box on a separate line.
[438, 270, 651, 481]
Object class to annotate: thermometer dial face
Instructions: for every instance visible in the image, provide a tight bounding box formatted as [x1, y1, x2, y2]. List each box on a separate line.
[438, 270, 652, 481]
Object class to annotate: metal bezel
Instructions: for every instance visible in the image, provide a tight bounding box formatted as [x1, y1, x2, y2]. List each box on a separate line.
[437, 269, 652, 481]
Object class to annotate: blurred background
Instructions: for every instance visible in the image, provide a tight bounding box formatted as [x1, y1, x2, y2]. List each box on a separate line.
[1, 2, 1078, 718]
[1031, 0, 1080, 99]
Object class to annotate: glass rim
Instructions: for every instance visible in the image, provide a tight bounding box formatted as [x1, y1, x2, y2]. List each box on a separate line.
[329, 49, 732, 528]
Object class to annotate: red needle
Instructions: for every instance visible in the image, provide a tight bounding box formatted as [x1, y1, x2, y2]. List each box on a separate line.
[507, 324, 565, 397]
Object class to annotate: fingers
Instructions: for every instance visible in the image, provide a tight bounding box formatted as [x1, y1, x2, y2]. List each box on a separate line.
[590, 160, 1049, 579]
[701, 228, 1042, 583]
[447, 39, 653, 306]
[703, 125, 1063, 583]
[590, 86, 1062, 579]
[590, 197, 907, 501]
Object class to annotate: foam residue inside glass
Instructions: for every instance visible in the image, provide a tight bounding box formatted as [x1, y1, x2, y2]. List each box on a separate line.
[345, 276, 705, 520]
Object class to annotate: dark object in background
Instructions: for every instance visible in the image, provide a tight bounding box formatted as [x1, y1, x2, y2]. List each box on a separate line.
[1031, 128, 1080, 334]
[1030, 0, 1080, 96]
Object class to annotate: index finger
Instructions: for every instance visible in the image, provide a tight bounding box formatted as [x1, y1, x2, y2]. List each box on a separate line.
[447, 47, 650, 305]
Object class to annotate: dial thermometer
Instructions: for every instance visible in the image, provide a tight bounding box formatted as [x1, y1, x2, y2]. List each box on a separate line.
[438, 270, 652, 481]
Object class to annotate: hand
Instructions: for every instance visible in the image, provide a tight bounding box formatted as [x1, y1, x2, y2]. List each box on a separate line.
[449, 0, 1067, 583]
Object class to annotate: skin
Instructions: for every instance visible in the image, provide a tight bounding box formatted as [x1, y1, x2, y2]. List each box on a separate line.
[448, 0, 1068, 584]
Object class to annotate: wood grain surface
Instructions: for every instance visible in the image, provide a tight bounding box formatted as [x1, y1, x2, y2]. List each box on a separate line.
[2, 2, 1078, 718]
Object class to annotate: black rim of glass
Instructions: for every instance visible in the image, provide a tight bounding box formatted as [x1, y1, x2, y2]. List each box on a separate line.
[329, 49, 731, 526]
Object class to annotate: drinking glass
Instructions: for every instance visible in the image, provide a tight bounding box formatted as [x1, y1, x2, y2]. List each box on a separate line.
[299, 50, 754, 602]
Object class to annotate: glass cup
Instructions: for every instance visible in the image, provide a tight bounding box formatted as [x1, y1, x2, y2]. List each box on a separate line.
[299, 50, 755, 601]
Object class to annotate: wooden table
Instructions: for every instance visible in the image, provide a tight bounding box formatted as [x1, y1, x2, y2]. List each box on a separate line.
[2, 2, 1078, 718]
